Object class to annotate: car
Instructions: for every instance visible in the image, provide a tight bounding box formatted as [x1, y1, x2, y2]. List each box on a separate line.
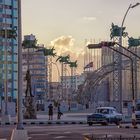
[135, 101, 140, 124]
[87, 107, 123, 126]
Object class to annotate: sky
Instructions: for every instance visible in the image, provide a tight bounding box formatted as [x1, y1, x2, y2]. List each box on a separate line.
[21, 0, 140, 77]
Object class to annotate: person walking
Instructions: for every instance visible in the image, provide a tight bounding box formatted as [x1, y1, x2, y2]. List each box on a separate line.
[48, 104, 53, 120]
[57, 103, 63, 120]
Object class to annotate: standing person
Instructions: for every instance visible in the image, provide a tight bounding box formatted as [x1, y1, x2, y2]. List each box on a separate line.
[48, 104, 53, 120]
[57, 103, 63, 120]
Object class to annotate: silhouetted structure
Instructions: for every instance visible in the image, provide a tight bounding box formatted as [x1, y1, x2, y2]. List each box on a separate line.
[24, 70, 36, 119]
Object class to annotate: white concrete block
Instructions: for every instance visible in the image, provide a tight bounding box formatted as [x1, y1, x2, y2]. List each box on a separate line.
[10, 129, 28, 140]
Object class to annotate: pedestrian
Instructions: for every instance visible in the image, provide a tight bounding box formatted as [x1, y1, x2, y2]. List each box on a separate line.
[48, 104, 53, 120]
[57, 103, 63, 120]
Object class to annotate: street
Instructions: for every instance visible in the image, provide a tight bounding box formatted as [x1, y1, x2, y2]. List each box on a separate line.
[1, 124, 140, 140]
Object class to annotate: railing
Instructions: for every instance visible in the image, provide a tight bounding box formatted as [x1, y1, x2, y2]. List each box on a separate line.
[84, 134, 139, 140]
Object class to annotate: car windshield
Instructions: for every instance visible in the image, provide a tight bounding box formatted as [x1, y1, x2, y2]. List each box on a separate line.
[96, 109, 109, 114]
[136, 103, 140, 111]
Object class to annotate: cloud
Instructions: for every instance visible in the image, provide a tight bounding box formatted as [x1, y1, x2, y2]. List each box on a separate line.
[51, 36, 74, 47]
[83, 16, 96, 21]
[49, 36, 88, 77]
[50, 36, 75, 55]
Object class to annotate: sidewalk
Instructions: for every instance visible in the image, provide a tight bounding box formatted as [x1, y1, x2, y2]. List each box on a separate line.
[0, 109, 132, 125]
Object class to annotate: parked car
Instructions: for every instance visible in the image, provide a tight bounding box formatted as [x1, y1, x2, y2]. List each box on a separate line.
[87, 107, 123, 126]
[136, 101, 140, 124]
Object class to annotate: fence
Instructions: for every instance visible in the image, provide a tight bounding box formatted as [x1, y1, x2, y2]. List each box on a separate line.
[84, 134, 140, 140]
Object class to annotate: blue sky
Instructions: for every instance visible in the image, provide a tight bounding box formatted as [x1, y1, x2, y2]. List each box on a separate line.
[22, 0, 140, 74]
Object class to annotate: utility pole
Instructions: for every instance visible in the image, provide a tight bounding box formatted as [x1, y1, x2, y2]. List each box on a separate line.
[11, 0, 28, 139]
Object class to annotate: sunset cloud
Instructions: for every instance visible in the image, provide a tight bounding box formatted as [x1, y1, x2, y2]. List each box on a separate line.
[50, 36, 75, 55]
[49, 36, 86, 77]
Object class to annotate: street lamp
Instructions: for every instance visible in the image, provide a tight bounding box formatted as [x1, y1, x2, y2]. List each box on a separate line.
[120, 3, 140, 46]
[117, 2, 140, 113]
[17, 0, 23, 130]
[87, 41, 138, 128]
[102, 41, 138, 128]
[11, 0, 28, 139]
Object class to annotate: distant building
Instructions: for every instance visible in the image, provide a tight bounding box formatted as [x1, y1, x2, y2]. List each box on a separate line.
[60, 73, 86, 101]
[61, 73, 85, 91]
[49, 82, 61, 101]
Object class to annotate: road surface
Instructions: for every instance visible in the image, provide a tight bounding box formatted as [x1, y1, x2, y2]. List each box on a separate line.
[1, 124, 140, 140]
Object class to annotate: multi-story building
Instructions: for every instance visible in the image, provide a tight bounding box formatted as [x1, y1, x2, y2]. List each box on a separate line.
[49, 82, 61, 101]
[61, 74, 85, 91]
[22, 35, 47, 109]
[60, 73, 86, 100]
[0, 0, 18, 101]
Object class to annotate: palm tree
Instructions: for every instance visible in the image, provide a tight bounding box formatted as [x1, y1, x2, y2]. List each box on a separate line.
[68, 60, 78, 105]
[56, 55, 70, 100]
[42, 47, 56, 57]
[0, 28, 17, 39]
[37, 47, 56, 100]
[22, 38, 37, 49]
[56, 55, 70, 63]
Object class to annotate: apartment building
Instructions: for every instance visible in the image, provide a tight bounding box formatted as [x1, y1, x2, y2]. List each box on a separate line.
[0, 0, 18, 100]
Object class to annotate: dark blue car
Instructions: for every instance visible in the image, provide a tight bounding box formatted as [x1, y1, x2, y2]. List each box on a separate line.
[87, 107, 123, 126]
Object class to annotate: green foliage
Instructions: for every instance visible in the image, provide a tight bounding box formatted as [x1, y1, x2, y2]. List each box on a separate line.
[128, 37, 140, 47]
[0, 28, 17, 39]
[43, 47, 56, 57]
[110, 23, 126, 39]
[56, 55, 70, 64]
[69, 60, 78, 68]
[22, 38, 38, 48]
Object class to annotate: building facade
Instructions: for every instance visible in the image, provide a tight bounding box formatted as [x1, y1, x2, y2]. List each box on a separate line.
[22, 35, 47, 107]
[60, 73, 86, 101]
[0, 0, 18, 101]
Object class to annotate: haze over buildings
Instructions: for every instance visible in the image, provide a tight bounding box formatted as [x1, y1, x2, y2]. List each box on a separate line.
[21, 0, 140, 74]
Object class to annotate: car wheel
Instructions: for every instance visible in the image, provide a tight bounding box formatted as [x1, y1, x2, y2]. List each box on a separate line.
[88, 122, 93, 126]
[101, 122, 108, 126]
[114, 119, 120, 125]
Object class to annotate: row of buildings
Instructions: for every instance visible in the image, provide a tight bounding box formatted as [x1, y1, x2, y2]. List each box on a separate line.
[0, 1, 86, 111]
[81, 42, 140, 113]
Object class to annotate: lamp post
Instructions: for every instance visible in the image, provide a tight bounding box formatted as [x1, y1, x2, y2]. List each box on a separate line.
[87, 41, 139, 128]
[102, 42, 137, 128]
[118, 2, 140, 113]
[17, 0, 24, 130]
[119, 3, 140, 46]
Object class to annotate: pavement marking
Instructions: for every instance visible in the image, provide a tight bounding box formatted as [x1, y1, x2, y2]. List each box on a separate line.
[82, 133, 91, 136]
[63, 131, 72, 134]
[30, 133, 49, 136]
[54, 136, 66, 139]
[101, 135, 113, 138]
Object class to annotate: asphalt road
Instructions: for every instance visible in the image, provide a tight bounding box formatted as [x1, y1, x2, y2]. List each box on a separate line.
[1, 124, 140, 140]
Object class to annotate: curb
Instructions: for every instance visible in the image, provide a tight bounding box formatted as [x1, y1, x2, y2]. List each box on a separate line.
[0, 121, 87, 126]
[117, 123, 139, 129]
